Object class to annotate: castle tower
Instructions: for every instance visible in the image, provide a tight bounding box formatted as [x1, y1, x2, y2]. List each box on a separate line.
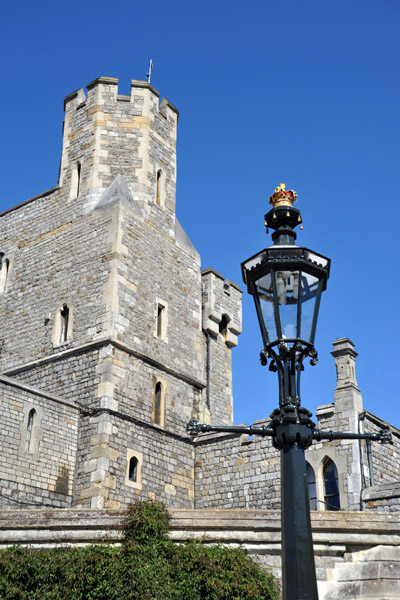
[60, 77, 178, 214]
[0, 77, 242, 510]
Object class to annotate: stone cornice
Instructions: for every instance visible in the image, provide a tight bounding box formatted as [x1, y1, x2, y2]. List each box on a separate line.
[0, 374, 79, 411]
[3, 336, 206, 390]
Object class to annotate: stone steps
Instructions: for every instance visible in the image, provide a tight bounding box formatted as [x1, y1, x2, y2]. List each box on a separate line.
[325, 545, 400, 600]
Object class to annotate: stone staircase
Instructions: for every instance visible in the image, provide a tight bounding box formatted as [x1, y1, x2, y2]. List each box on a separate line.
[325, 545, 400, 599]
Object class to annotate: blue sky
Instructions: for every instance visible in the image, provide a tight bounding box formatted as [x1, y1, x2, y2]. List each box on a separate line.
[1, 0, 400, 428]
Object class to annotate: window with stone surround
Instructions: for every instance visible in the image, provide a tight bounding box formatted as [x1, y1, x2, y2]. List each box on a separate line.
[125, 449, 143, 490]
[323, 459, 341, 511]
[0, 257, 9, 293]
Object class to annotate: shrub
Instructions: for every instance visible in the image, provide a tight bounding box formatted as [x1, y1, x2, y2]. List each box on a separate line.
[0, 501, 280, 600]
[123, 499, 170, 544]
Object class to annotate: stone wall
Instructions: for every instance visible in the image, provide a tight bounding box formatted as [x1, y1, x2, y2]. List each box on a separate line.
[0, 376, 79, 508]
[1, 508, 399, 600]
[194, 423, 281, 509]
[5, 346, 101, 407]
[0, 193, 112, 370]
[364, 411, 400, 487]
[363, 481, 400, 512]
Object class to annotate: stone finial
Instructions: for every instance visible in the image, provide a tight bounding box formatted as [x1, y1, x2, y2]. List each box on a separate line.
[331, 338, 363, 413]
[331, 338, 358, 387]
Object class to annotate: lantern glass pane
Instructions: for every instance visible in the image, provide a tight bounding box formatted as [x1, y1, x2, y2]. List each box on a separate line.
[300, 272, 319, 342]
[276, 270, 299, 339]
[255, 273, 277, 342]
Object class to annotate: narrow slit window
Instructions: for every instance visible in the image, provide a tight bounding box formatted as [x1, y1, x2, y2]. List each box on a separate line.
[154, 382, 162, 426]
[76, 162, 81, 197]
[60, 305, 70, 343]
[0, 258, 9, 293]
[25, 409, 36, 453]
[70, 161, 81, 199]
[128, 456, 138, 482]
[156, 170, 162, 206]
[323, 459, 341, 511]
[157, 304, 165, 338]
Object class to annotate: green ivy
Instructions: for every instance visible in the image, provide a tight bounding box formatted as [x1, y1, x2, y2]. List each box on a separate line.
[0, 501, 280, 600]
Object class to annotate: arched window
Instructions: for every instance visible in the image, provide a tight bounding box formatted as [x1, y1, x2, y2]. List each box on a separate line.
[25, 409, 36, 453]
[154, 382, 162, 426]
[60, 305, 70, 343]
[0, 258, 9, 293]
[128, 456, 138, 482]
[125, 449, 143, 490]
[323, 459, 341, 511]
[156, 169, 162, 206]
[306, 463, 317, 510]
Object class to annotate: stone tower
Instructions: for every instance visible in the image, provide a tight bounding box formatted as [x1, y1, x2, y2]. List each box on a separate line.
[0, 77, 242, 510]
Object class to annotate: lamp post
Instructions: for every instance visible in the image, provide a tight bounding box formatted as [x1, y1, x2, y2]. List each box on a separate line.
[188, 184, 391, 600]
[241, 184, 329, 599]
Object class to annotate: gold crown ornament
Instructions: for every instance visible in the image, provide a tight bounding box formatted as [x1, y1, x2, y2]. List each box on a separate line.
[269, 183, 298, 208]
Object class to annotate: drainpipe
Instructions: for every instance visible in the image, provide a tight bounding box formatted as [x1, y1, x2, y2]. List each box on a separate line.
[358, 412, 365, 510]
[358, 412, 375, 510]
[366, 438, 375, 486]
[202, 282, 211, 422]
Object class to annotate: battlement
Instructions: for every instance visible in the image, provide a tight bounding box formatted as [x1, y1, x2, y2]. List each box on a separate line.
[59, 76, 179, 214]
[64, 77, 179, 120]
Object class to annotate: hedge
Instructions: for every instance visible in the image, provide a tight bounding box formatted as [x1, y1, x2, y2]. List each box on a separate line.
[0, 501, 280, 600]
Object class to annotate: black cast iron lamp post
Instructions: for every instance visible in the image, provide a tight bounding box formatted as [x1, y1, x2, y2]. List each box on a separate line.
[241, 183, 329, 600]
[187, 183, 391, 600]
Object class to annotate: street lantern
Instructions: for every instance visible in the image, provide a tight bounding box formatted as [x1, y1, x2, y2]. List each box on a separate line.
[187, 183, 391, 600]
[241, 243, 330, 350]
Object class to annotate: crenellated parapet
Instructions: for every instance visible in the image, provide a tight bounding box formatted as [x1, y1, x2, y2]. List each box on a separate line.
[60, 76, 178, 213]
[201, 268, 242, 348]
